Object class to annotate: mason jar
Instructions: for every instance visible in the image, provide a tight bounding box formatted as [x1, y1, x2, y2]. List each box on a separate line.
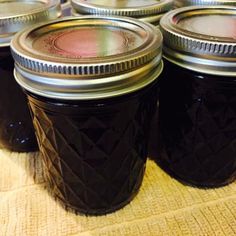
[174, 0, 236, 8]
[11, 16, 163, 215]
[71, 0, 173, 26]
[159, 6, 236, 187]
[0, 0, 61, 152]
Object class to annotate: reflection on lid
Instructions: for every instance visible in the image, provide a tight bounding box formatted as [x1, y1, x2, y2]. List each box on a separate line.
[178, 15, 236, 40]
[81, 0, 160, 8]
[0, 0, 45, 17]
[33, 26, 143, 59]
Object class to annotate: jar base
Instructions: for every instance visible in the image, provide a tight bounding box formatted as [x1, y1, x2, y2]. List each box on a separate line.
[47, 182, 142, 216]
[156, 155, 236, 188]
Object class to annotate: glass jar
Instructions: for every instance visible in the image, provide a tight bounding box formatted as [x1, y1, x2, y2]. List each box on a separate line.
[174, 0, 236, 8]
[159, 6, 236, 187]
[71, 0, 173, 26]
[61, 0, 71, 16]
[0, 0, 61, 152]
[11, 16, 163, 215]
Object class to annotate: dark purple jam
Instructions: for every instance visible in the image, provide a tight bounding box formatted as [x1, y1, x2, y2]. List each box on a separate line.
[158, 59, 236, 187]
[26, 81, 158, 215]
[0, 47, 37, 152]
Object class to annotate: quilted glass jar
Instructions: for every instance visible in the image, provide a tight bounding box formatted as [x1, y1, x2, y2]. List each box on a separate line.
[11, 16, 163, 214]
[159, 6, 236, 187]
[0, 0, 61, 152]
[71, 0, 173, 26]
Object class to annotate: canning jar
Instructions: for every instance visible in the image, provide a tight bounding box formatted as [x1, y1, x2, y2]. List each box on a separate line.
[174, 0, 236, 8]
[71, 0, 173, 26]
[11, 16, 163, 215]
[159, 6, 236, 187]
[0, 0, 61, 152]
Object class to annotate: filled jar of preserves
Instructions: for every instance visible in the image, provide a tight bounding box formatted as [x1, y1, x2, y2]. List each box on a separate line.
[11, 16, 163, 214]
[0, 0, 61, 152]
[159, 6, 236, 187]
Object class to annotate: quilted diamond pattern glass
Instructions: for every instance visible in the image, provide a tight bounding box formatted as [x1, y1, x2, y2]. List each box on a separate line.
[27, 82, 158, 215]
[158, 60, 236, 187]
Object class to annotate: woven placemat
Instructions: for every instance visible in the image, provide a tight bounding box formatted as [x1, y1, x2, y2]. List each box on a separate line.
[0, 149, 235, 236]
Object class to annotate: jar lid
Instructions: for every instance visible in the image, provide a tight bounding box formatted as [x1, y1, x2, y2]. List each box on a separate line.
[160, 6, 236, 76]
[71, 0, 173, 17]
[11, 16, 163, 100]
[174, 0, 236, 8]
[71, 9, 163, 25]
[0, 0, 61, 47]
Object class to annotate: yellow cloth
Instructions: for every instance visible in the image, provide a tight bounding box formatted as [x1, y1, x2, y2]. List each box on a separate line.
[0, 149, 235, 236]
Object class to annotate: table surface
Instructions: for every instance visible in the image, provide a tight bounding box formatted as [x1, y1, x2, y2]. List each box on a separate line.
[0, 149, 235, 236]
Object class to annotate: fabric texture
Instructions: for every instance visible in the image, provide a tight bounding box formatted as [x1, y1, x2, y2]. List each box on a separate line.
[0, 149, 235, 236]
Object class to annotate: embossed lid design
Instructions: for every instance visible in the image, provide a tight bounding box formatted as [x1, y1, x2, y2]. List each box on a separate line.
[174, 0, 236, 8]
[11, 16, 163, 100]
[71, 0, 173, 17]
[160, 6, 236, 76]
[0, 0, 61, 47]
